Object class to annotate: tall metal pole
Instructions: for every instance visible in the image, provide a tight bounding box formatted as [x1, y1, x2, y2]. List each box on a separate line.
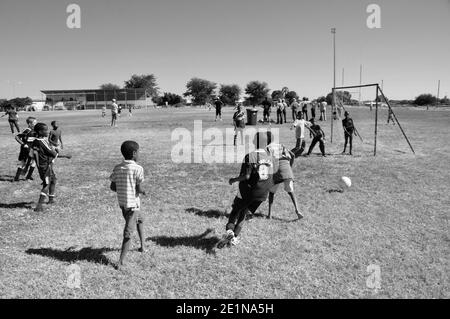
[374, 85, 379, 156]
[437, 80, 440, 103]
[342, 68, 344, 86]
[359, 64, 362, 105]
[331, 28, 336, 144]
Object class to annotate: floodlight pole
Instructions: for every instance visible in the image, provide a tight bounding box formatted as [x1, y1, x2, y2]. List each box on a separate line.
[374, 84, 379, 156]
[331, 28, 336, 144]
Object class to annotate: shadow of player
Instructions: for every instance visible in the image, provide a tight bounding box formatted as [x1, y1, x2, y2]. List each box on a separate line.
[146, 228, 219, 255]
[0, 175, 14, 182]
[25, 246, 115, 265]
[0, 201, 34, 209]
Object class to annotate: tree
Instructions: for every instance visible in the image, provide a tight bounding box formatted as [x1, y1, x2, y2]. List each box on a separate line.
[271, 90, 282, 101]
[414, 94, 437, 106]
[245, 81, 270, 106]
[316, 96, 326, 103]
[154, 92, 183, 106]
[440, 96, 450, 104]
[184, 78, 217, 105]
[326, 91, 352, 105]
[8, 97, 33, 110]
[124, 74, 159, 97]
[285, 91, 299, 104]
[99, 83, 121, 90]
[219, 84, 241, 106]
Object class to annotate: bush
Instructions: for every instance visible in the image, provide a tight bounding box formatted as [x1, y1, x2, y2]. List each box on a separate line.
[414, 94, 437, 106]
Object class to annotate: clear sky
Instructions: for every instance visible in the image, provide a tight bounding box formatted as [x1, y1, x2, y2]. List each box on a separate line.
[0, 0, 449, 100]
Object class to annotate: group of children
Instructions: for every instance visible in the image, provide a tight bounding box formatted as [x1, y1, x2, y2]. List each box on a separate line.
[12, 117, 65, 212]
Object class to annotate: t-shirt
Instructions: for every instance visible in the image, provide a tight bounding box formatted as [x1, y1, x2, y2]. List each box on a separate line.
[277, 102, 285, 111]
[320, 102, 327, 111]
[238, 150, 274, 201]
[290, 101, 300, 112]
[111, 103, 118, 114]
[310, 124, 324, 138]
[32, 137, 58, 172]
[110, 160, 145, 209]
[233, 110, 245, 128]
[48, 128, 62, 147]
[292, 119, 312, 139]
[302, 102, 308, 111]
[261, 100, 271, 111]
[16, 127, 36, 146]
[214, 100, 223, 110]
[5, 109, 18, 121]
[342, 118, 355, 131]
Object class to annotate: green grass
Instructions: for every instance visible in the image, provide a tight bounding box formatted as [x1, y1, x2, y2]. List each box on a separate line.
[0, 106, 449, 298]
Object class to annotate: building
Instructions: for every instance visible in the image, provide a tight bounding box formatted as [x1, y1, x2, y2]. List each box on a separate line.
[41, 89, 152, 110]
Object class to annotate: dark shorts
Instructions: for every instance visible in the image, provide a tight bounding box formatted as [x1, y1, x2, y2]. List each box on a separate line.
[121, 207, 144, 239]
[112, 113, 117, 120]
[38, 166, 56, 187]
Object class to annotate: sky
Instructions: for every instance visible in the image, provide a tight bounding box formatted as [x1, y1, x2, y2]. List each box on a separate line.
[0, 0, 449, 100]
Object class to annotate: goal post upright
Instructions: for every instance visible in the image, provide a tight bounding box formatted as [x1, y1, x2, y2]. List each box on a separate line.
[374, 84, 379, 156]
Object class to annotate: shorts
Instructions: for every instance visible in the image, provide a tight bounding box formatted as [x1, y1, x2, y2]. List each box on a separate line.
[112, 113, 117, 120]
[121, 207, 144, 239]
[38, 166, 56, 187]
[270, 179, 294, 193]
[273, 159, 294, 183]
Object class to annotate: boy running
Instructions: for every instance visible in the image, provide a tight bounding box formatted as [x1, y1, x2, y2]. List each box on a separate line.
[49, 121, 64, 150]
[233, 103, 245, 146]
[266, 132, 303, 220]
[14, 117, 37, 181]
[306, 118, 326, 157]
[291, 112, 312, 158]
[2, 106, 20, 134]
[110, 141, 146, 269]
[217, 132, 274, 248]
[32, 123, 59, 212]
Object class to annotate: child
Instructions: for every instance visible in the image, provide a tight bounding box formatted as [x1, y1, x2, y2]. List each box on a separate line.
[319, 101, 327, 121]
[217, 132, 274, 248]
[342, 111, 355, 155]
[214, 98, 223, 121]
[32, 123, 59, 212]
[14, 117, 37, 181]
[110, 141, 146, 269]
[2, 106, 20, 134]
[291, 112, 312, 158]
[128, 104, 133, 117]
[266, 132, 303, 220]
[306, 118, 326, 157]
[102, 105, 106, 118]
[233, 103, 245, 146]
[49, 121, 64, 150]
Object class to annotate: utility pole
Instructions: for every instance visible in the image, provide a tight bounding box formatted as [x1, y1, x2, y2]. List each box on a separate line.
[437, 80, 440, 103]
[331, 28, 336, 143]
[342, 68, 345, 86]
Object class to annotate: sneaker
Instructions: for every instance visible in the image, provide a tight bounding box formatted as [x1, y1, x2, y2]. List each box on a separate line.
[216, 230, 234, 249]
[230, 237, 240, 246]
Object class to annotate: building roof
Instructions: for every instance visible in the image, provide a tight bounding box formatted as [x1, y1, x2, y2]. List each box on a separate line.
[41, 88, 147, 95]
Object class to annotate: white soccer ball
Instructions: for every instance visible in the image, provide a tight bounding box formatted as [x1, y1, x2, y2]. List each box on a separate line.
[340, 176, 352, 188]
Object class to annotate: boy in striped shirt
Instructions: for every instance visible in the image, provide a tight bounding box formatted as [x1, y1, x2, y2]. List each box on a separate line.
[110, 140, 146, 270]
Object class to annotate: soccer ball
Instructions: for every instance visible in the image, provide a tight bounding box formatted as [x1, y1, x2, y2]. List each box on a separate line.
[339, 176, 352, 188]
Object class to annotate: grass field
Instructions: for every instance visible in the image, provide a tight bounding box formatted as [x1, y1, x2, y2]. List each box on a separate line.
[0, 106, 449, 299]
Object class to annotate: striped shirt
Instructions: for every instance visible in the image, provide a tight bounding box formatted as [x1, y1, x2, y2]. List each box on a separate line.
[110, 160, 144, 209]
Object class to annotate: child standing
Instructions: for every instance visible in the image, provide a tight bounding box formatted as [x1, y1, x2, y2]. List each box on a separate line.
[14, 117, 37, 181]
[233, 103, 245, 146]
[110, 141, 146, 269]
[49, 121, 64, 150]
[102, 105, 106, 118]
[2, 106, 20, 134]
[217, 132, 274, 248]
[32, 123, 59, 211]
[266, 132, 303, 220]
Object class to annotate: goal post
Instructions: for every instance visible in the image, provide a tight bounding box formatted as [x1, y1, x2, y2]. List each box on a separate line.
[331, 83, 415, 156]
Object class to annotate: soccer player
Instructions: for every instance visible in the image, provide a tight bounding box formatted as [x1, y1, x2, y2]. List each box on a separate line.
[301, 100, 309, 121]
[319, 101, 327, 121]
[128, 104, 133, 117]
[217, 132, 274, 248]
[102, 105, 106, 118]
[342, 111, 355, 155]
[233, 103, 245, 146]
[387, 108, 395, 125]
[261, 97, 272, 123]
[32, 123, 59, 212]
[266, 133, 303, 220]
[310, 101, 317, 120]
[2, 106, 20, 134]
[110, 141, 146, 269]
[282, 99, 287, 123]
[111, 99, 118, 127]
[290, 98, 300, 122]
[306, 118, 326, 157]
[214, 98, 223, 121]
[49, 121, 64, 150]
[14, 117, 37, 181]
[291, 112, 312, 158]
[276, 99, 285, 124]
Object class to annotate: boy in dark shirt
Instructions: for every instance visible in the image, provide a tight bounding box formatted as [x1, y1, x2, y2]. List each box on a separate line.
[306, 118, 326, 157]
[342, 111, 355, 155]
[261, 98, 272, 123]
[49, 121, 64, 149]
[214, 98, 223, 121]
[32, 123, 59, 212]
[14, 117, 37, 181]
[217, 132, 274, 248]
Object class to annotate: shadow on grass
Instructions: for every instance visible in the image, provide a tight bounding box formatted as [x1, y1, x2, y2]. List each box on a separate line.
[185, 207, 228, 219]
[327, 189, 344, 193]
[0, 202, 34, 209]
[25, 247, 115, 265]
[147, 228, 219, 255]
[0, 175, 14, 182]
